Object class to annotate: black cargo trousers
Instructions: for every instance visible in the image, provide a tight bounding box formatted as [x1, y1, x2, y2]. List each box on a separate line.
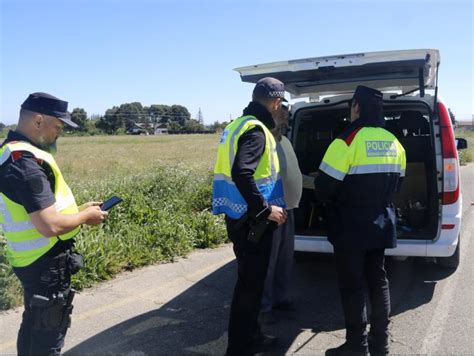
[334, 248, 391, 355]
[225, 216, 273, 356]
[13, 244, 80, 356]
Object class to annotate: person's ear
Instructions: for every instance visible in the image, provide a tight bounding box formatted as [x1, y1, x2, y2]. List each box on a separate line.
[273, 98, 281, 112]
[32, 114, 44, 129]
[354, 102, 360, 115]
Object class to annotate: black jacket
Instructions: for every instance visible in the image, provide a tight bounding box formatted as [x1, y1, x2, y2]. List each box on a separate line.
[314, 115, 403, 250]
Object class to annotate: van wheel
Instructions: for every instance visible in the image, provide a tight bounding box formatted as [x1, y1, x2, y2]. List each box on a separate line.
[437, 235, 460, 270]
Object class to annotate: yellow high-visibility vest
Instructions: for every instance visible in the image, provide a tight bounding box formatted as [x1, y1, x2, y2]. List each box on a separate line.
[212, 115, 285, 219]
[0, 141, 80, 267]
[320, 127, 406, 181]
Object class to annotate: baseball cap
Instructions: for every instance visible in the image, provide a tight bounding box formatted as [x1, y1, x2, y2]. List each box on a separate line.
[253, 77, 288, 102]
[21, 92, 79, 128]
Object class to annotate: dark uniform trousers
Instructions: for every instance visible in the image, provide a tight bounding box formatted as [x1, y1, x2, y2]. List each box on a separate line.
[334, 248, 390, 353]
[13, 250, 72, 356]
[225, 216, 273, 356]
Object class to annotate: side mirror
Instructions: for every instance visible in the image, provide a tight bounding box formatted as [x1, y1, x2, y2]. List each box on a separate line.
[456, 138, 468, 150]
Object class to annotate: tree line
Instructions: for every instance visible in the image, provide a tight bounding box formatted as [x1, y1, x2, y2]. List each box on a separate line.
[1, 102, 229, 137]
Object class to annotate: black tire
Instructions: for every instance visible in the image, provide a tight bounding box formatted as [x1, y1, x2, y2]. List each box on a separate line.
[437, 235, 460, 270]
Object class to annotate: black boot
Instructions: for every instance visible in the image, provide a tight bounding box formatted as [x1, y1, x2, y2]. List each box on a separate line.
[250, 332, 278, 354]
[325, 343, 369, 356]
[368, 334, 389, 355]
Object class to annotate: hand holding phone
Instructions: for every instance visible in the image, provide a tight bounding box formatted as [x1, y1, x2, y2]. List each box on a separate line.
[100, 196, 123, 211]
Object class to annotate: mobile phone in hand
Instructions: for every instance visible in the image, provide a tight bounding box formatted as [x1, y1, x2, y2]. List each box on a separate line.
[100, 196, 123, 211]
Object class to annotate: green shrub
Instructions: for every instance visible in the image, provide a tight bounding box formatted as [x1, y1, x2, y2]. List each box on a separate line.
[0, 238, 23, 310]
[0, 166, 227, 310]
[455, 128, 474, 165]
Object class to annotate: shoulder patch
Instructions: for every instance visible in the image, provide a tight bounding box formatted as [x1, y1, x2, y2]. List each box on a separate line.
[11, 151, 23, 162]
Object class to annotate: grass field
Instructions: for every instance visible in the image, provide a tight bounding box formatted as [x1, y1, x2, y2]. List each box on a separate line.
[455, 128, 474, 165]
[0, 134, 225, 310]
[1, 130, 472, 310]
[56, 134, 219, 184]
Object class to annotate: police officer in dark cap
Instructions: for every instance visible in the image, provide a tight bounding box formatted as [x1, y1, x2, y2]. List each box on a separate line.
[0, 92, 108, 355]
[212, 77, 287, 355]
[313, 86, 406, 356]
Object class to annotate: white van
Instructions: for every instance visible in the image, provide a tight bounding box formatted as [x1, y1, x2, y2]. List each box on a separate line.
[235, 49, 468, 269]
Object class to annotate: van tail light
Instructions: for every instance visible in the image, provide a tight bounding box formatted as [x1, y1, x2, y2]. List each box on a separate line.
[438, 103, 460, 205]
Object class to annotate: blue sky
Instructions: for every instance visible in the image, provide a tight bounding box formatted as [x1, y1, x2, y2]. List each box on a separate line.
[1, 0, 473, 125]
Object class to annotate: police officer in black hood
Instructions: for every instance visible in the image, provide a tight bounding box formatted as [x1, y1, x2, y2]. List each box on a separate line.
[314, 86, 406, 356]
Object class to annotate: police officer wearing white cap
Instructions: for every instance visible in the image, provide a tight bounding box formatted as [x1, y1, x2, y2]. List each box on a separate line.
[0, 92, 108, 355]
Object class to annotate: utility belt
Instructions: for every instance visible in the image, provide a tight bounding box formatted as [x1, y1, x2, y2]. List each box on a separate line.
[234, 213, 277, 244]
[30, 288, 75, 331]
[30, 248, 84, 331]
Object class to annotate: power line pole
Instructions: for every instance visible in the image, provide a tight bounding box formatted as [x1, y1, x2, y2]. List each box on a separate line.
[197, 108, 204, 125]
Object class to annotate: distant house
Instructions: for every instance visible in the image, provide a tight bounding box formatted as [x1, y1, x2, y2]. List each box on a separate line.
[154, 123, 168, 135]
[127, 122, 148, 135]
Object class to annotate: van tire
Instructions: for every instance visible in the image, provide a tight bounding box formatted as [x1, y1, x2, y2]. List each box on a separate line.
[437, 235, 460, 269]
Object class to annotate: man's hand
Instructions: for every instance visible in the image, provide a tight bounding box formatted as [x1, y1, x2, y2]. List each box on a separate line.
[30, 202, 108, 237]
[79, 201, 102, 212]
[267, 205, 287, 225]
[81, 205, 108, 226]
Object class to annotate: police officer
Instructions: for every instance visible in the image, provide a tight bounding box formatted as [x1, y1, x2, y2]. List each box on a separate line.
[0, 92, 108, 356]
[313, 86, 406, 356]
[213, 77, 287, 355]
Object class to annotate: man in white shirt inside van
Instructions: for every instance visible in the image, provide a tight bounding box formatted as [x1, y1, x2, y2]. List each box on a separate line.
[260, 104, 305, 320]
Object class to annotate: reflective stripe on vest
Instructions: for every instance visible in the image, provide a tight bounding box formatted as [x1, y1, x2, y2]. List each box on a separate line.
[319, 127, 406, 181]
[0, 141, 80, 267]
[212, 115, 286, 219]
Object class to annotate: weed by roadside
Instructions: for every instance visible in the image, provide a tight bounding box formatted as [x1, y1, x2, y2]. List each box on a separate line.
[0, 166, 226, 309]
[455, 128, 474, 165]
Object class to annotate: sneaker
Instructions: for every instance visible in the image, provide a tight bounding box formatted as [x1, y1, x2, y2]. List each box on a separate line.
[325, 343, 369, 356]
[273, 299, 296, 311]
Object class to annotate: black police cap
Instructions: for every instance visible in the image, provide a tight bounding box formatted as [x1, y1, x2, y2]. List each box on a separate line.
[21, 92, 78, 128]
[253, 77, 288, 102]
[352, 85, 383, 105]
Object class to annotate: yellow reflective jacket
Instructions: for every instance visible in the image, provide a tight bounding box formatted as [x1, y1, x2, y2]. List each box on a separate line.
[212, 115, 285, 219]
[316, 123, 406, 249]
[0, 141, 80, 267]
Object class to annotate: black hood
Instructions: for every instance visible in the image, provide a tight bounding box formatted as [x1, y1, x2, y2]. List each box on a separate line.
[242, 101, 275, 130]
[354, 114, 385, 128]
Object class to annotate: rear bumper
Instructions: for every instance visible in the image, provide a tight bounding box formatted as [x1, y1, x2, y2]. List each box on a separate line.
[295, 197, 462, 258]
[295, 225, 459, 257]
[294, 236, 429, 256]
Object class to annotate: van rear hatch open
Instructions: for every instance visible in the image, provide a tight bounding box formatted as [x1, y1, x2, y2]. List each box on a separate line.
[235, 49, 443, 243]
[235, 49, 439, 99]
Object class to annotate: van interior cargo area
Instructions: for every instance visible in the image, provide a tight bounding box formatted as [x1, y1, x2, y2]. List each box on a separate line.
[292, 104, 439, 240]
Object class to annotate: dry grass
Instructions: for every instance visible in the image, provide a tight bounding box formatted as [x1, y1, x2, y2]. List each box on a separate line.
[56, 134, 219, 184]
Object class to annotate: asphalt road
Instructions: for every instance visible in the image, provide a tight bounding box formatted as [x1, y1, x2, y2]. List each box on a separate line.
[0, 164, 473, 355]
